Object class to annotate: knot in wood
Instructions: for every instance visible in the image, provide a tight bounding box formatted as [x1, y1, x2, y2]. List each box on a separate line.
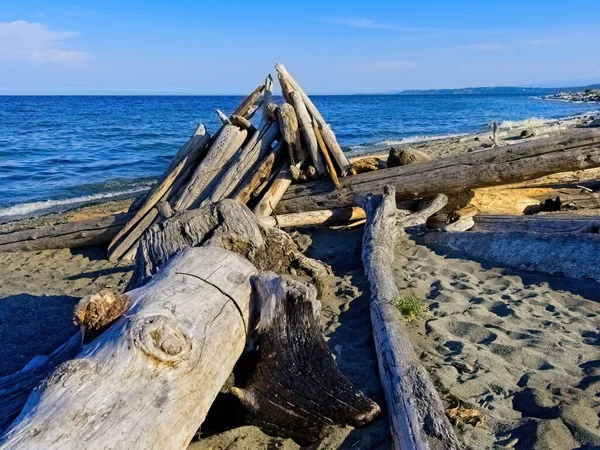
[132, 315, 192, 365]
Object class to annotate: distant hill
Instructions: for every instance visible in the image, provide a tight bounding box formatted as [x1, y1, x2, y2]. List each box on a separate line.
[393, 84, 600, 95]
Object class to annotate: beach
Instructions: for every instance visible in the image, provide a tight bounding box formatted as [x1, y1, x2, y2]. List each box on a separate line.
[1, 114, 599, 449]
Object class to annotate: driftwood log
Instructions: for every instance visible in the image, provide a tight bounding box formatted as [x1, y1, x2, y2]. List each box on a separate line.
[424, 229, 600, 282]
[361, 186, 460, 450]
[0, 213, 131, 253]
[470, 214, 600, 234]
[276, 128, 600, 213]
[1, 200, 379, 448]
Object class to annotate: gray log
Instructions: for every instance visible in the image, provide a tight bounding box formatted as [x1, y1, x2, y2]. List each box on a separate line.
[276, 128, 600, 214]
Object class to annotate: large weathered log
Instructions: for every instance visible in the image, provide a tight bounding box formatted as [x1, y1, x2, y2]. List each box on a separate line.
[361, 186, 459, 450]
[200, 121, 280, 206]
[0, 213, 131, 253]
[276, 128, 600, 214]
[425, 229, 600, 282]
[232, 141, 286, 204]
[0, 246, 257, 450]
[107, 124, 210, 257]
[230, 272, 380, 444]
[471, 214, 600, 234]
[278, 103, 304, 165]
[174, 124, 248, 211]
[275, 64, 352, 175]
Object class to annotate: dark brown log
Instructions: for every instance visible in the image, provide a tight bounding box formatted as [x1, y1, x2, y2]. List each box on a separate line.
[361, 186, 459, 450]
[230, 272, 380, 445]
[276, 128, 600, 214]
[0, 213, 131, 253]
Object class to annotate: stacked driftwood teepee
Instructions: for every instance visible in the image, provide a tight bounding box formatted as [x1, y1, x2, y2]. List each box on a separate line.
[106, 64, 353, 261]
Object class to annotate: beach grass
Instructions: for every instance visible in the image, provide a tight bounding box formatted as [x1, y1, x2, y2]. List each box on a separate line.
[391, 293, 429, 323]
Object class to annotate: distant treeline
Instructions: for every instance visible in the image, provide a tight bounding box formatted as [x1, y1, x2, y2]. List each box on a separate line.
[393, 84, 600, 95]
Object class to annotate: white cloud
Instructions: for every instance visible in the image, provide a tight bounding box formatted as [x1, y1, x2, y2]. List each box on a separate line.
[326, 17, 431, 32]
[0, 20, 88, 64]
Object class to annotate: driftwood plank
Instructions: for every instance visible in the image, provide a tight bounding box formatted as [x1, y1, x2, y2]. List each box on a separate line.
[361, 186, 459, 450]
[277, 128, 600, 214]
[471, 214, 600, 234]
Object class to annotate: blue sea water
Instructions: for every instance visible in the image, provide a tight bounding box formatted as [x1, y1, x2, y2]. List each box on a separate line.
[0, 95, 597, 219]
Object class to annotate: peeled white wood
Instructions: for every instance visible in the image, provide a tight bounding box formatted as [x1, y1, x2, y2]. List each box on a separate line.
[259, 206, 365, 228]
[275, 63, 352, 175]
[0, 246, 257, 450]
[361, 186, 459, 450]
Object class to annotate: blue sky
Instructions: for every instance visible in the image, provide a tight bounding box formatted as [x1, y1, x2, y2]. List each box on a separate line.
[1, 1, 599, 94]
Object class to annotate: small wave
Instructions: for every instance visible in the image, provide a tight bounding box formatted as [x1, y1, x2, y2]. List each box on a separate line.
[0, 187, 151, 221]
[346, 132, 469, 155]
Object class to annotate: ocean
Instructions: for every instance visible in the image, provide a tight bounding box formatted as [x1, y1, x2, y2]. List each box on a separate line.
[0, 94, 597, 220]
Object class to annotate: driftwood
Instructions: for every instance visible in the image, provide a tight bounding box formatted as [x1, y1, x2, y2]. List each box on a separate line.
[314, 123, 341, 189]
[0, 213, 131, 253]
[361, 186, 460, 450]
[289, 90, 327, 176]
[201, 121, 280, 206]
[471, 214, 600, 234]
[275, 64, 352, 175]
[276, 128, 600, 214]
[443, 217, 475, 232]
[425, 230, 600, 283]
[174, 124, 248, 211]
[231, 83, 265, 120]
[278, 103, 304, 165]
[259, 206, 366, 228]
[233, 141, 286, 204]
[107, 124, 211, 258]
[253, 163, 293, 217]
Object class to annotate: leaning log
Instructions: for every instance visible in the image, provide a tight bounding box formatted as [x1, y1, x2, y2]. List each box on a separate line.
[289, 90, 327, 176]
[276, 128, 600, 214]
[361, 186, 460, 450]
[253, 163, 293, 217]
[0, 213, 131, 253]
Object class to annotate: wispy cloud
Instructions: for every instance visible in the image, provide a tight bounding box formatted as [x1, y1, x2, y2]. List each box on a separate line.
[325, 17, 431, 32]
[455, 43, 507, 51]
[0, 20, 88, 64]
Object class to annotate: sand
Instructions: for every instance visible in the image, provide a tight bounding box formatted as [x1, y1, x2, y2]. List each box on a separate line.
[1, 113, 600, 448]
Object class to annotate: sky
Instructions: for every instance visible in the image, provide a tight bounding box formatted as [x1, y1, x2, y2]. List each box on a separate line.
[0, 1, 599, 94]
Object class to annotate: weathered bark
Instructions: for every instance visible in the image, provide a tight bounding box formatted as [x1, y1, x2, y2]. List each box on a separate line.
[277, 128, 600, 214]
[129, 200, 332, 297]
[0, 246, 257, 450]
[471, 214, 600, 234]
[253, 163, 293, 217]
[0, 213, 131, 253]
[174, 124, 248, 211]
[314, 123, 342, 189]
[424, 230, 600, 282]
[361, 186, 459, 450]
[200, 122, 280, 206]
[275, 64, 352, 175]
[230, 273, 380, 445]
[259, 206, 366, 228]
[232, 141, 286, 205]
[107, 124, 210, 258]
[289, 90, 327, 176]
[232, 83, 265, 120]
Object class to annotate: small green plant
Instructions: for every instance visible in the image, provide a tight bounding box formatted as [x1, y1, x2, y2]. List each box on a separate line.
[392, 294, 429, 323]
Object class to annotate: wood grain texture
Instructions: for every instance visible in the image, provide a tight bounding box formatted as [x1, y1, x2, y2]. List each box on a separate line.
[276, 128, 600, 214]
[0, 246, 257, 450]
[289, 90, 327, 176]
[471, 214, 600, 234]
[361, 186, 459, 450]
[253, 163, 293, 217]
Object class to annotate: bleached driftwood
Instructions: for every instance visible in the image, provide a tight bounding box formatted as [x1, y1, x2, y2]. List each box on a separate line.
[233, 141, 286, 204]
[361, 186, 459, 450]
[425, 229, 600, 282]
[277, 128, 600, 213]
[174, 124, 248, 211]
[471, 214, 600, 234]
[443, 217, 475, 232]
[253, 163, 293, 217]
[314, 123, 341, 189]
[289, 90, 327, 176]
[275, 63, 352, 175]
[0, 213, 131, 253]
[278, 103, 304, 165]
[107, 124, 210, 258]
[259, 206, 366, 228]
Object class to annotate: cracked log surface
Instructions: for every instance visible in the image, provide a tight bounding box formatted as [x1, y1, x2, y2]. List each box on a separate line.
[361, 186, 460, 450]
[277, 128, 600, 213]
[230, 272, 380, 445]
[0, 246, 257, 450]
